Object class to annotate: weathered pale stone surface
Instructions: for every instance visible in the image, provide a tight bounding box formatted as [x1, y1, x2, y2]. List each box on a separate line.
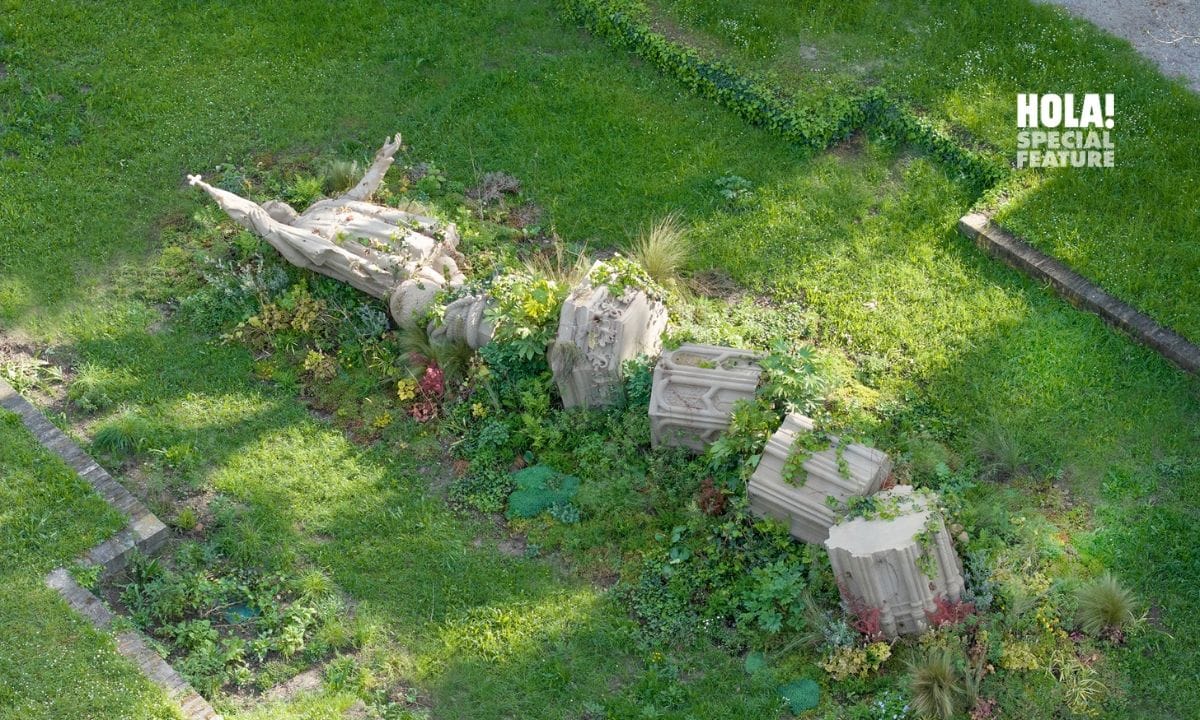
[748, 413, 891, 544]
[190, 134, 465, 328]
[548, 262, 668, 408]
[429, 293, 495, 349]
[648, 343, 761, 451]
[824, 486, 964, 639]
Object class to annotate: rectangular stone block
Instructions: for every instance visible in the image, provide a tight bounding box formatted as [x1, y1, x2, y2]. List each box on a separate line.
[648, 343, 761, 452]
[748, 413, 891, 544]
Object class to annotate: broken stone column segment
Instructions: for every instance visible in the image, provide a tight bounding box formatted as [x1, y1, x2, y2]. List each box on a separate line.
[748, 412, 892, 544]
[648, 343, 762, 452]
[824, 485, 965, 639]
[549, 260, 668, 409]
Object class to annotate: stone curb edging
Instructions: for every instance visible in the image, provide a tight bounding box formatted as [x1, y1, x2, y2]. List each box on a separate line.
[45, 569, 221, 720]
[0, 379, 222, 720]
[0, 381, 170, 574]
[958, 213, 1200, 376]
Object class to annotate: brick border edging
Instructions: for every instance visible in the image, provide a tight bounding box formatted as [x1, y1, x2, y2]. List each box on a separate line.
[957, 213, 1200, 375]
[0, 380, 170, 574]
[45, 569, 220, 719]
[0, 379, 221, 720]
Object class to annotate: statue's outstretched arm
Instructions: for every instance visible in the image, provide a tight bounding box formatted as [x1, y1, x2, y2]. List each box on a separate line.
[188, 174, 289, 240]
[338, 133, 402, 202]
[188, 174, 395, 299]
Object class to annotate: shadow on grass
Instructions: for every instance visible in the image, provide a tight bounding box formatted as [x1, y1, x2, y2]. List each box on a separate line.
[40, 130, 1200, 719]
[0, 419, 178, 719]
[0, 0, 819, 333]
[3, 2, 1199, 716]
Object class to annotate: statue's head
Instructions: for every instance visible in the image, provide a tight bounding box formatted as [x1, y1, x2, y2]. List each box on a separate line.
[263, 200, 299, 224]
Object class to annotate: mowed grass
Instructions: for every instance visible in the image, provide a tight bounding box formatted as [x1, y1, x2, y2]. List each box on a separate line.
[0, 0, 810, 333]
[29, 301, 798, 719]
[650, 0, 1200, 343]
[0, 411, 179, 720]
[685, 140, 1200, 717]
[0, 3, 819, 716]
[0, 0, 1198, 718]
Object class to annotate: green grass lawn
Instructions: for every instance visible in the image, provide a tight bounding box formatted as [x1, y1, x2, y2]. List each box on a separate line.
[2, 1, 1199, 718]
[645, 0, 1200, 344]
[47, 315, 789, 719]
[0, 412, 179, 720]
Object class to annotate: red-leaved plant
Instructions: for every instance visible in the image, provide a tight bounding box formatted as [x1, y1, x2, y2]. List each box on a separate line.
[419, 365, 445, 398]
[409, 364, 445, 422]
[970, 696, 998, 720]
[697, 477, 728, 516]
[838, 584, 884, 641]
[926, 595, 977, 628]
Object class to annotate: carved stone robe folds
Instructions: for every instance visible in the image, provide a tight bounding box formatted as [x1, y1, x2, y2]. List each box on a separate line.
[189, 134, 464, 328]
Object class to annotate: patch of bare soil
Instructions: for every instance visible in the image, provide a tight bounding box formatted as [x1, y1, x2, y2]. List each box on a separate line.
[829, 130, 867, 159]
[497, 534, 527, 557]
[264, 667, 323, 702]
[687, 268, 743, 301]
[121, 464, 173, 515]
[0, 337, 75, 414]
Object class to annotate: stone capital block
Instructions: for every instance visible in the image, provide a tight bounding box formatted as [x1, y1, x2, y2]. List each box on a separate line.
[648, 343, 762, 452]
[824, 486, 965, 638]
[548, 262, 668, 408]
[748, 413, 891, 544]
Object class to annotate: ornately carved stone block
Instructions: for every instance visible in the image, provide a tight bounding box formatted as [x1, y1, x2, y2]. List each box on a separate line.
[747, 413, 891, 544]
[824, 486, 965, 639]
[548, 261, 668, 408]
[648, 343, 762, 451]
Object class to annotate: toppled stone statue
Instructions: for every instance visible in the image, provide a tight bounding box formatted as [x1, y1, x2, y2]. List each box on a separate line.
[648, 343, 762, 452]
[824, 485, 965, 639]
[549, 259, 668, 408]
[748, 413, 891, 544]
[189, 134, 465, 328]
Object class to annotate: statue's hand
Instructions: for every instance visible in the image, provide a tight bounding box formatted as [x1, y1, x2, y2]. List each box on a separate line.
[342, 133, 403, 201]
[377, 133, 403, 160]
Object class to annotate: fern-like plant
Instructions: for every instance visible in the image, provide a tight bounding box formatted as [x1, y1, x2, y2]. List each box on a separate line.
[631, 212, 689, 288]
[284, 174, 324, 209]
[759, 340, 826, 415]
[1076, 573, 1137, 640]
[909, 648, 965, 720]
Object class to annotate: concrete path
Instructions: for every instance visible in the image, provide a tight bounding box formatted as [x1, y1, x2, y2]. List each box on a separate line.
[1040, 0, 1200, 91]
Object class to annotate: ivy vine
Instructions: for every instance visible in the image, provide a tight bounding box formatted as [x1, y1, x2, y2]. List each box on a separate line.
[559, 0, 1007, 194]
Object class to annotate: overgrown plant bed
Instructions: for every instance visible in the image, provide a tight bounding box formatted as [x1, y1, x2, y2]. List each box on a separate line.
[2, 1, 1197, 716]
[55, 147, 1147, 719]
[94, 525, 366, 701]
